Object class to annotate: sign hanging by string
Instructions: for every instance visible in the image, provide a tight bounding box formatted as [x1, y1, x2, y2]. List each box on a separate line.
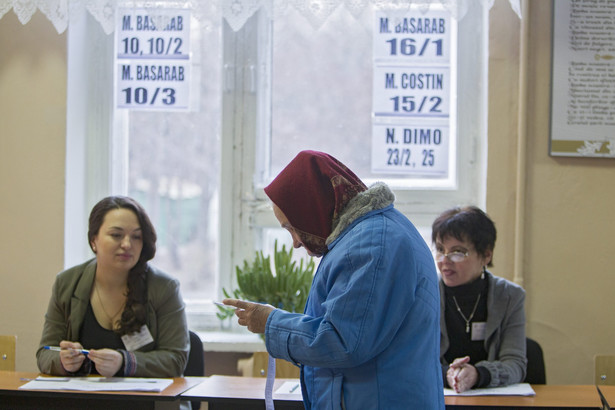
[115, 8, 192, 110]
[372, 9, 456, 177]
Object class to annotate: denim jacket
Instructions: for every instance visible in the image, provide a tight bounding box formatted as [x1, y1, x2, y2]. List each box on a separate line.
[266, 184, 444, 409]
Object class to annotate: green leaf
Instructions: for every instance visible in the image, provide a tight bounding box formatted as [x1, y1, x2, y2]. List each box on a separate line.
[218, 239, 315, 320]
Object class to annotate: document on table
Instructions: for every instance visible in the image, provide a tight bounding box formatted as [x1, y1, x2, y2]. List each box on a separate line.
[444, 383, 535, 396]
[275, 381, 302, 395]
[19, 376, 174, 392]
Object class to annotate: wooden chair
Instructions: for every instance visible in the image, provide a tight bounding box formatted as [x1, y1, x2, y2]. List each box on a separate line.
[0, 335, 16, 371]
[238, 351, 300, 378]
[595, 355, 615, 385]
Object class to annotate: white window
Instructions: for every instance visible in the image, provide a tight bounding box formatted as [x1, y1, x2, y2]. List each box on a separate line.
[65, 1, 488, 331]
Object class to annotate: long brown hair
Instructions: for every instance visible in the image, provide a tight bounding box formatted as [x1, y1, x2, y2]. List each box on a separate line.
[88, 196, 157, 335]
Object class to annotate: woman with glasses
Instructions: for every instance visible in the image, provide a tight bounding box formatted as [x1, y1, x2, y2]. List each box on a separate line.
[432, 206, 526, 393]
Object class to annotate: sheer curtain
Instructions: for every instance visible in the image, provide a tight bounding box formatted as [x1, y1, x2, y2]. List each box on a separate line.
[0, 0, 521, 33]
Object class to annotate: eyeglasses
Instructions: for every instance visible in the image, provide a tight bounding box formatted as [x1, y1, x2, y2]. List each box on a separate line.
[435, 251, 469, 263]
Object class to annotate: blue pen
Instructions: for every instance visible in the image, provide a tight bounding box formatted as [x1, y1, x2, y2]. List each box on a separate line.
[44, 346, 90, 355]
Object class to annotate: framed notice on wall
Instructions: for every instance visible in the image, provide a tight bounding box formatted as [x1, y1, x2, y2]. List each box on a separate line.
[550, 0, 615, 157]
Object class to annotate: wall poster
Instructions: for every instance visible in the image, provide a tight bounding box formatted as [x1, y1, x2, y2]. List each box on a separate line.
[550, 0, 615, 157]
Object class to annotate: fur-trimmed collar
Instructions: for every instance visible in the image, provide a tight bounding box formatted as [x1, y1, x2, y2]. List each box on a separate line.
[326, 182, 395, 245]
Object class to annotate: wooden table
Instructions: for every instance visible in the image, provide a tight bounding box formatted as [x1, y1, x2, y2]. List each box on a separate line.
[182, 375, 303, 410]
[182, 376, 615, 409]
[445, 384, 615, 409]
[0, 370, 204, 410]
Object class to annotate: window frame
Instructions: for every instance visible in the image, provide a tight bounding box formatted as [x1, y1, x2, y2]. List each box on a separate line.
[238, 3, 489, 261]
[65, 2, 488, 331]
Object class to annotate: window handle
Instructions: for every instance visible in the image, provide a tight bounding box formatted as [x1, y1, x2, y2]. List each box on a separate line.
[246, 64, 256, 94]
[224, 63, 234, 93]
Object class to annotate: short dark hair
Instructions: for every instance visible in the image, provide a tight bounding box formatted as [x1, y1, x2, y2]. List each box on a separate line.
[88, 196, 157, 334]
[431, 206, 496, 266]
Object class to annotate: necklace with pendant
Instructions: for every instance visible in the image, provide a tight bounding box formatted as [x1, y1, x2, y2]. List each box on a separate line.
[95, 282, 125, 327]
[452, 294, 481, 333]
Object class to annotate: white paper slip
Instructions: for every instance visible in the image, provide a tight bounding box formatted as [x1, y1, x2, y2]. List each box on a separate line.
[19, 377, 174, 392]
[275, 381, 302, 395]
[444, 383, 536, 396]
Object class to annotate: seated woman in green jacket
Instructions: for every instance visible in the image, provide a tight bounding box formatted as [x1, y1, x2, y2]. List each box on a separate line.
[37, 196, 189, 378]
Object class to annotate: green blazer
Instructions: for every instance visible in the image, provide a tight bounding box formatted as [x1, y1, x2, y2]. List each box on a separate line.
[37, 259, 189, 377]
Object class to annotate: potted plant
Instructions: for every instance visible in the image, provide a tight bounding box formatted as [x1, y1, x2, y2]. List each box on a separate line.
[216, 240, 316, 322]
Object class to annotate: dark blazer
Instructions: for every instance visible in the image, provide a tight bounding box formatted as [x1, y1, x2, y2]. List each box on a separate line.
[440, 271, 527, 387]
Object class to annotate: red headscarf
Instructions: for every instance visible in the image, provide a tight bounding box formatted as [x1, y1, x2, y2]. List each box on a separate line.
[264, 150, 367, 255]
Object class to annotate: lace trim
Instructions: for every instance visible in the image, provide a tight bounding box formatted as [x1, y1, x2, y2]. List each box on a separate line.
[0, 0, 521, 35]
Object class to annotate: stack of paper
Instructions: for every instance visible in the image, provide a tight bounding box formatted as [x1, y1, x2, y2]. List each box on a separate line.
[19, 376, 173, 392]
[444, 383, 536, 396]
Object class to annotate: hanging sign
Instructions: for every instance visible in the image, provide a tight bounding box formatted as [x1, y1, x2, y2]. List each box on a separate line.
[115, 8, 191, 110]
[372, 9, 454, 177]
[371, 123, 450, 174]
[372, 65, 450, 118]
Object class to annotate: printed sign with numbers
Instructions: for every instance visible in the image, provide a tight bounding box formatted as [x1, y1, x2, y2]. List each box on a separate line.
[371, 123, 449, 176]
[115, 8, 192, 110]
[373, 12, 450, 63]
[372, 65, 450, 118]
[371, 9, 455, 177]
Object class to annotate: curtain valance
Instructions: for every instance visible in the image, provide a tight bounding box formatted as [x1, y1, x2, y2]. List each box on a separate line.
[0, 0, 521, 34]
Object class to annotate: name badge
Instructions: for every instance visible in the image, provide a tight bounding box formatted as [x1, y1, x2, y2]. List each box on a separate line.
[121, 324, 154, 351]
[471, 322, 486, 341]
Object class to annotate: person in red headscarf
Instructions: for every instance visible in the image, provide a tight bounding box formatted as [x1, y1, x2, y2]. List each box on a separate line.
[264, 150, 368, 256]
[224, 151, 444, 409]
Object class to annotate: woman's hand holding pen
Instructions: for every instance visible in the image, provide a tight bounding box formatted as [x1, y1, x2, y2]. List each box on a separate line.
[57, 342, 122, 377]
[58, 340, 87, 372]
[447, 356, 478, 393]
[88, 348, 123, 377]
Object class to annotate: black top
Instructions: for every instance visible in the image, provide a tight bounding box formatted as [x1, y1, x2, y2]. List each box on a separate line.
[443, 274, 490, 388]
[78, 302, 125, 375]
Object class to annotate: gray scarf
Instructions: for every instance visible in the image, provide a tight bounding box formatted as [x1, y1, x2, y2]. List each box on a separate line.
[326, 182, 395, 246]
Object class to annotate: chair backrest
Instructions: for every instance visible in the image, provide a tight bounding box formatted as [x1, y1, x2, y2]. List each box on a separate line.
[595, 355, 615, 385]
[185, 330, 204, 376]
[524, 337, 546, 384]
[0, 335, 17, 371]
[185, 331, 204, 410]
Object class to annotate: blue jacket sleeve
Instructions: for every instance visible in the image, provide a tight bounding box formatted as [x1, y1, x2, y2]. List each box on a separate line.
[265, 215, 422, 369]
